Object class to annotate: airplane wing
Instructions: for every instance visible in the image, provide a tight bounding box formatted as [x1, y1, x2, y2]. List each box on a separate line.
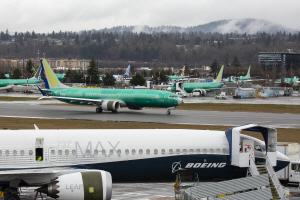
[0, 85, 13, 91]
[38, 96, 127, 106]
[0, 167, 90, 185]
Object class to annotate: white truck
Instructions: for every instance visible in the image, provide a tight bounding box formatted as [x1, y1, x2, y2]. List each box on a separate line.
[276, 142, 300, 185]
[215, 92, 227, 99]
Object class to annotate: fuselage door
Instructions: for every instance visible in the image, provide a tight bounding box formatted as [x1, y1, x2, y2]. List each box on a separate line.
[48, 147, 58, 162]
[35, 137, 44, 162]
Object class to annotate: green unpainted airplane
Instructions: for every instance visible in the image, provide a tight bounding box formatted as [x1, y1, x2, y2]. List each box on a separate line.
[275, 77, 299, 84]
[168, 66, 188, 81]
[168, 65, 224, 93]
[226, 66, 251, 82]
[0, 66, 42, 90]
[39, 58, 183, 115]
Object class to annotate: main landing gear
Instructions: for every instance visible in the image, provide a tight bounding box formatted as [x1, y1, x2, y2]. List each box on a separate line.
[96, 107, 103, 113]
[1, 188, 20, 200]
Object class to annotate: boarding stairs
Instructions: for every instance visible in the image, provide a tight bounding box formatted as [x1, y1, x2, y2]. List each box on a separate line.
[179, 124, 290, 200]
[248, 154, 289, 200]
[175, 82, 190, 97]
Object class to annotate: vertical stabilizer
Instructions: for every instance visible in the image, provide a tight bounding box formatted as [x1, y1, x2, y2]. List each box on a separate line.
[246, 66, 251, 77]
[40, 58, 69, 89]
[216, 65, 224, 83]
[30, 65, 42, 80]
[180, 66, 185, 76]
[124, 65, 130, 76]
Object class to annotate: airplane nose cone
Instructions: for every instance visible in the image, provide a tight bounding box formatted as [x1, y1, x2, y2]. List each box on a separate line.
[178, 97, 184, 105]
[274, 151, 290, 171]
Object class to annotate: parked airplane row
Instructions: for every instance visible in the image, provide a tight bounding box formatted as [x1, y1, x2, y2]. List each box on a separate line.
[0, 124, 290, 200]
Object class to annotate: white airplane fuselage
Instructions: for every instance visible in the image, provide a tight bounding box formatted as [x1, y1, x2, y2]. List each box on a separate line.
[0, 129, 289, 183]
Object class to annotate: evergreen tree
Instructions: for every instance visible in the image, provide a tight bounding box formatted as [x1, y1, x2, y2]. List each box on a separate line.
[0, 72, 6, 79]
[102, 72, 116, 86]
[159, 71, 168, 82]
[130, 73, 145, 86]
[210, 59, 219, 78]
[25, 59, 34, 76]
[232, 56, 241, 67]
[11, 68, 21, 79]
[87, 57, 99, 84]
[224, 53, 229, 67]
[75, 34, 80, 45]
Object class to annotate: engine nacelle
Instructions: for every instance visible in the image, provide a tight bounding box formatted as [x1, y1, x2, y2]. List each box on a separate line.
[128, 106, 144, 110]
[37, 170, 112, 200]
[102, 101, 120, 112]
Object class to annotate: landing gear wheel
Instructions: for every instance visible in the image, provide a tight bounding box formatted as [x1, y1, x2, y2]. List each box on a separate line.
[166, 110, 171, 115]
[4, 194, 20, 200]
[96, 107, 103, 113]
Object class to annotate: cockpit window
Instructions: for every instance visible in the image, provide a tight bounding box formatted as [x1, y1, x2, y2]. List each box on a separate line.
[168, 95, 178, 98]
[254, 145, 266, 152]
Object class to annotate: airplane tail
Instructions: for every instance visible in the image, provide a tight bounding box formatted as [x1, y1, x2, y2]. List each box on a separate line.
[124, 65, 130, 76]
[40, 58, 69, 89]
[246, 66, 251, 77]
[215, 65, 224, 83]
[30, 65, 42, 80]
[180, 66, 185, 76]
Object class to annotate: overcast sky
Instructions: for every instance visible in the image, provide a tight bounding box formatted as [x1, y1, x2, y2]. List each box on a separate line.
[1, 0, 299, 34]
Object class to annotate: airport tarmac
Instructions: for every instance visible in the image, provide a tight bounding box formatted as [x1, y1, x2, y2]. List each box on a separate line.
[1, 91, 300, 105]
[3, 183, 299, 200]
[0, 104, 299, 129]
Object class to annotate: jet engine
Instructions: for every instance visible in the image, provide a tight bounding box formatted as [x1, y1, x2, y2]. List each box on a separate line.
[102, 101, 120, 112]
[37, 170, 112, 200]
[128, 106, 144, 110]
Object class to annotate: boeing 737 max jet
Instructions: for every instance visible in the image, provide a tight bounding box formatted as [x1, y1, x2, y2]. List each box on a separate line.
[0, 124, 289, 200]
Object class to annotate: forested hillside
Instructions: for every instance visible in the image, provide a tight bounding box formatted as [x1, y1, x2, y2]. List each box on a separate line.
[0, 20, 300, 70]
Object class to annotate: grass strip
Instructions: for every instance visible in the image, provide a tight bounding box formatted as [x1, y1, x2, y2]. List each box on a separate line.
[0, 117, 299, 143]
[175, 103, 300, 114]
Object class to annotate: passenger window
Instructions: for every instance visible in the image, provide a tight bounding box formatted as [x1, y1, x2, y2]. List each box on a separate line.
[65, 150, 69, 155]
[51, 150, 55, 155]
[161, 149, 165, 155]
[216, 149, 220, 154]
[223, 149, 227, 154]
[190, 149, 194, 154]
[176, 149, 180, 154]
[132, 149, 136, 155]
[117, 149, 121, 155]
[5, 150, 9, 156]
[109, 149, 113, 155]
[210, 149, 214, 154]
[94, 150, 98, 155]
[13, 150, 17, 156]
[102, 149, 106, 155]
[146, 149, 150, 155]
[196, 149, 200, 153]
[203, 149, 207, 154]
[292, 164, 297, 170]
[169, 149, 173, 154]
[139, 149, 143, 155]
[72, 150, 76, 155]
[125, 149, 129, 155]
[29, 150, 33, 156]
[58, 150, 63, 155]
[20, 150, 24, 156]
[154, 149, 158, 155]
[183, 149, 187, 154]
[0, 150, 2, 156]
